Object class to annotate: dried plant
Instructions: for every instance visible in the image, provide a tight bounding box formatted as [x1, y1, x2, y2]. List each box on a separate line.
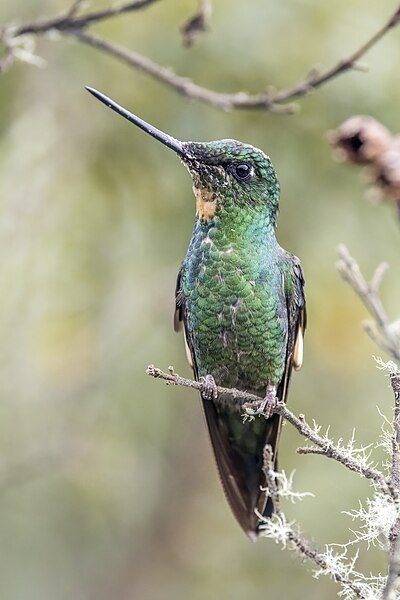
[329, 118, 400, 218]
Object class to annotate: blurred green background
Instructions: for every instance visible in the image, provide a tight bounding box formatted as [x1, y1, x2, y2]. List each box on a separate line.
[0, 1, 399, 598]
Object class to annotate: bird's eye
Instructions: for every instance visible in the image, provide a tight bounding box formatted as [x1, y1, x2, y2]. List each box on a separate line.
[232, 162, 254, 181]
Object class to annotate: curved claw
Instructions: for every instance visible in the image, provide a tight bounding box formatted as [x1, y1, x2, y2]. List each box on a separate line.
[243, 385, 277, 418]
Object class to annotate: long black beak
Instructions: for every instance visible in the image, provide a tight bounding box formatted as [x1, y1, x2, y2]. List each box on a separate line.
[85, 86, 186, 157]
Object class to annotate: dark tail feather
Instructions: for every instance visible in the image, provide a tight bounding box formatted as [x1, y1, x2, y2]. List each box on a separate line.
[201, 398, 282, 538]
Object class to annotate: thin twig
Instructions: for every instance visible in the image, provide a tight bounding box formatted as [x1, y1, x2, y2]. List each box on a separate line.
[11, 0, 160, 36]
[0, 44, 15, 73]
[337, 244, 400, 362]
[180, 0, 212, 48]
[64, 0, 86, 20]
[146, 365, 396, 499]
[71, 30, 272, 112]
[262, 445, 281, 512]
[275, 403, 394, 499]
[262, 446, 365, 598]
[297, 446, 328, 456]
[146, 364, 258, 404]
[268, 4, 400, 107]
[1, 2, 400, 112]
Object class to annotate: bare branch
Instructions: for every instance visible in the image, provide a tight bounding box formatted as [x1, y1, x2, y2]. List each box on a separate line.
[337, 244, 400, 362]
[1, 2, 400, 112]
[11, 0, 160, 36]
[71, 30, 277, 113]
[269, 4, 400, 108]
[371, 262, 389, 293]
[0, 43, 15, 73]
[146, 365, 396, 498]
[64, 0, 87, 20]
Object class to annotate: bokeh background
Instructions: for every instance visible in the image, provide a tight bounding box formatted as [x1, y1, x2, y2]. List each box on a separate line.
[0, 1, 400, 598]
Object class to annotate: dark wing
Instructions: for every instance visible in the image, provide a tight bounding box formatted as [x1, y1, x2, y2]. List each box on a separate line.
[277, 254, 307, 406]
[174, 266, 194, 367]
[174, 265, 184, 334]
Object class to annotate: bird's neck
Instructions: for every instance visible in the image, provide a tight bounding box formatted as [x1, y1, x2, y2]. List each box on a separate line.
[198, 201, 278, 248]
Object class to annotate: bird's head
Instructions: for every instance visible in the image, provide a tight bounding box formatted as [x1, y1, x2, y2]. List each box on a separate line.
[86, 88, 280, 225]
[181, 139, 279, 223]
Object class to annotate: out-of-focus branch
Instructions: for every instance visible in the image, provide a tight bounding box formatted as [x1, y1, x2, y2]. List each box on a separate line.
[146, 365, 395, 498]
[0, 0, 160, 74]
[72, 29, 252, 111]
[11, 0, 160, 36]
[0, 45, 15, 72]
[1, 1, 400, 112]
[337, 244, 400, 362]
[180, 0, 212, 48]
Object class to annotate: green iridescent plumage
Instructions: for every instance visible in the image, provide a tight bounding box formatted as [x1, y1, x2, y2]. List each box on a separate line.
[86, 88, 306, 540]
[180, 142, 285, 389]
[175, 140, 306, 537]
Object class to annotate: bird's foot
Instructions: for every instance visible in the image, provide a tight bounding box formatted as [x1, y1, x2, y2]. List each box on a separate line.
[245, 384, 277, 418]
[259, 384, 277, 418]
[200, 374, 218, 401]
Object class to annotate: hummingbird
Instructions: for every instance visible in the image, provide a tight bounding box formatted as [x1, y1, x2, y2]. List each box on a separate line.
[86, 87, 306, 539]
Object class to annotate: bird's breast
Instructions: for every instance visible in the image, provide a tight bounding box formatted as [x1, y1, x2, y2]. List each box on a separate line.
[182, 232, 288, 394]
